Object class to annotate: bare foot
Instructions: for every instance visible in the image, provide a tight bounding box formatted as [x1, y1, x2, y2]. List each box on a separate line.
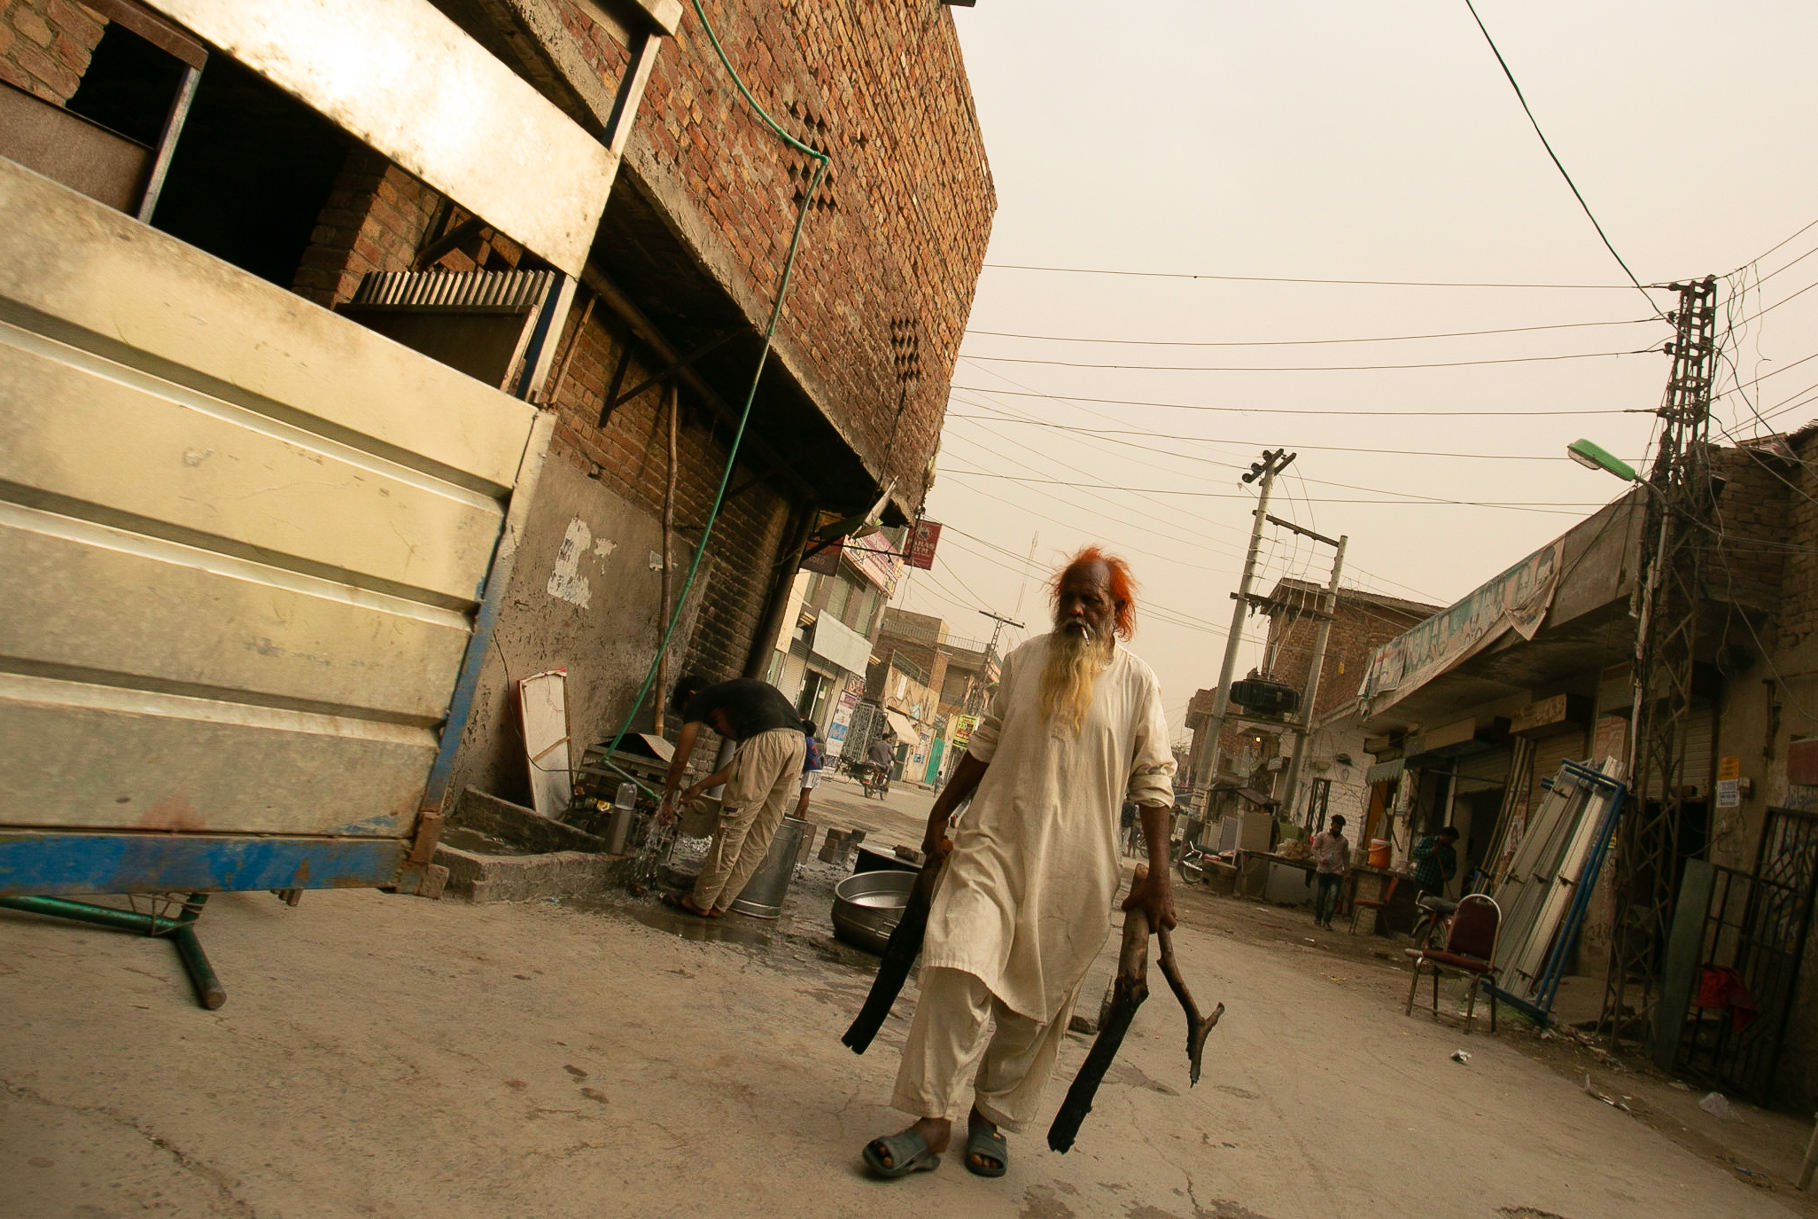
[667, 893, 720, 919]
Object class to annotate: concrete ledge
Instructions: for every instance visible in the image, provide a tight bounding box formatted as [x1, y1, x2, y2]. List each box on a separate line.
[434, 843, 632, 903]
[452, 788, 609, 854]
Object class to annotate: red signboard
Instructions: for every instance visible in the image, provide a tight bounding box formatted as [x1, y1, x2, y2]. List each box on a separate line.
[907, 519, 942, 570]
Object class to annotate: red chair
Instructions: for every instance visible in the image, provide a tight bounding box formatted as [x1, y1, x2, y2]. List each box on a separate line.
[1349, 874, 1399, 935]
[1404, 893, 1501, 1033]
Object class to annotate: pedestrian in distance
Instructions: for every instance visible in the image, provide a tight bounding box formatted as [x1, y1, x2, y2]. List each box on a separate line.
[794, 716, 823, 820]
[1307, 814, 1349, 929]
[1412, 825, 1460, 900]
[657, 676, 807, 919]
[862, 546, 1176, 1181]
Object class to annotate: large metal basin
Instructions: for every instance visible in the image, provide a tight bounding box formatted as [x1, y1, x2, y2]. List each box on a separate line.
[832, 869, 917, 955]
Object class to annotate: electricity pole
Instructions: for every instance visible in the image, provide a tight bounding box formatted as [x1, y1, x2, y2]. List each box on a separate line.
[1280, 529, 1348, 824]
[972, 609, 1024, 714]
[1194, 448, 1296, 805]
[1600, 276, 1718, 1047]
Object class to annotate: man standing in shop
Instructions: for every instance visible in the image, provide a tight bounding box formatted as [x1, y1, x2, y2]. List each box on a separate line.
[659, 675, 806, 918]
[1412, 825, 1460, 900]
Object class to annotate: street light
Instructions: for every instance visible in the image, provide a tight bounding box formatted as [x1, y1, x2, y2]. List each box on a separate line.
[1566, 438, 1638, 483]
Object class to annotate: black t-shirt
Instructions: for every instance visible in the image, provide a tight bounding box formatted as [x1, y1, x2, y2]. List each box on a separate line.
[683, 679, 799, 741]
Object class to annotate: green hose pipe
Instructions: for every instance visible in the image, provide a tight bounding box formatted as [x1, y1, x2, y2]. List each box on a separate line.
[598, 0, 832, 785]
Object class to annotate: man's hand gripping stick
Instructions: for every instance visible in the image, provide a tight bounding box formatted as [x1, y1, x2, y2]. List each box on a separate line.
[1047, 865, 1224, 1153]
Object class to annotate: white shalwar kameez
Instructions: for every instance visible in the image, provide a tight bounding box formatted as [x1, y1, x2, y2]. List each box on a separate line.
[892, 633, 1175, 1130]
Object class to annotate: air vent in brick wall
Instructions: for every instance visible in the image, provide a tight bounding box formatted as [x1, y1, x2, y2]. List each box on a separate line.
[351, 269, 558, 312]
[890, 317, 922, 385]
[785, 100, 838, 212]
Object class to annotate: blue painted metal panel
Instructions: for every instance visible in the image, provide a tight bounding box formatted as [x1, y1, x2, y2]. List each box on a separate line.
[0, 832, 404, 897]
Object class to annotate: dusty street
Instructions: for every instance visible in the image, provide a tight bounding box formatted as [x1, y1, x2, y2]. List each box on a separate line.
[1, 789, 1807, 1219]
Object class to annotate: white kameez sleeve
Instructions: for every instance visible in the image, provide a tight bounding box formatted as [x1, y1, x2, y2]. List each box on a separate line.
[1126, 669, 1177, 806]
[964, 647, 1013, 764]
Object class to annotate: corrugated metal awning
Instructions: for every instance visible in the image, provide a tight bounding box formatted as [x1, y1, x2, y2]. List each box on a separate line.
[883, 710, 921, 748]
[1365, 758, 1405, 785]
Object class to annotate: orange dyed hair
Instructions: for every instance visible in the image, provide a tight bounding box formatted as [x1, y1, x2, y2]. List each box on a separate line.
[1051, 545, 1139, 640]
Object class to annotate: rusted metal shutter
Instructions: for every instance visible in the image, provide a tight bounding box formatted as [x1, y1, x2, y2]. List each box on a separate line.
[1528, 724, 1592, 820]
[1643, 700, 1715, 801]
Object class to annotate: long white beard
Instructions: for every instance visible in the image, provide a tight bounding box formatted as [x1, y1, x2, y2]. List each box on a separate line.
[1039, 626, 1111, 736]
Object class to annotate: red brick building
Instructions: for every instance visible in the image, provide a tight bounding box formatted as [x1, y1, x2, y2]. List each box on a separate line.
[0, 0, 992, 807]
[1183, 581, 1439, 813]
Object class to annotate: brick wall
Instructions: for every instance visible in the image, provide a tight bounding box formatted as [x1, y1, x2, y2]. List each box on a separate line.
[597, 0, 995, 512]
[1259, 585, 1438, 723]
[541, 298, 794, 684]
[291, 147, 529, 310]
[1707, 443, 1794, 619]
[0, 0, 105, 105]
[1766, 431, 1818, 649]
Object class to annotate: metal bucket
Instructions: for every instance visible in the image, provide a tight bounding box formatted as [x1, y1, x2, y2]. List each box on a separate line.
[831, 868, 917, 954]
[726, 816, 809, 919]
[678, 796, 720, 838]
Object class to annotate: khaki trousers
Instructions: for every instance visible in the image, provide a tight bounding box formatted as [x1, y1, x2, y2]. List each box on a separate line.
[691, 727, 806, 912]
[891, 966, 1081, 1133]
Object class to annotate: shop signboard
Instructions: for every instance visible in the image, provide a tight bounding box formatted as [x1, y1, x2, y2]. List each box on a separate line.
[1359, 540, 1564, 707]
[907, 519, 942, 569]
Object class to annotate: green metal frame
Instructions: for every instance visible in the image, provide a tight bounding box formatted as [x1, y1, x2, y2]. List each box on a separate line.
[1, 893, 224, 1009]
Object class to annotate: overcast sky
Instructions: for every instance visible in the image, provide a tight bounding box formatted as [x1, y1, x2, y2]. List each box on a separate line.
[890, 0, 1818, 741]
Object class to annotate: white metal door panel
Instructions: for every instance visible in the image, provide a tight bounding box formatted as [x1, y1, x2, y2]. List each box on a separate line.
[0, 163, 537, 490]
[0, 673, 436, 835]
[0, 158, 542, 839]
[0, 501, 470, 722]
[0, 333, 504, 603]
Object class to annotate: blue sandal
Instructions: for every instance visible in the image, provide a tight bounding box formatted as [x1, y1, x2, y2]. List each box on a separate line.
[965, 1121, 1008, 1178]
[862, 1129, 942, 1178]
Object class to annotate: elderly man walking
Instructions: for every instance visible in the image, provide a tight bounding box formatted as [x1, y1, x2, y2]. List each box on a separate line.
[862, 546, 1177, 1180]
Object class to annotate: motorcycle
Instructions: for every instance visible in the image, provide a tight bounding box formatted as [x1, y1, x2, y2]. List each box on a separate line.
[1410, 894, 1459, 950]
[860, 761, 891, 799]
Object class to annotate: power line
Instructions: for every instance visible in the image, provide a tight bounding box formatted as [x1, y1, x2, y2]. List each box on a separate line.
[944, 418, 1610, 511]
[979, 264, 1639, 290]
[942, 406, 1256, 558]
[946, 364, 1444, 604]
[1737, 211, 1818, 273]
[962, 346, 1657, 374]
[943, 526, 1438, 644]
[943, 411, 1625, 462]
[1461, 0, 1662, 315]
[1715, 345, 1818, 398]
[962, 316, 1662, 348]
[948, 380, 1643, 418]
[943, 375, 1468, 603]
[1754, 240, 1818, 289]
[942, 464, 1606, 514]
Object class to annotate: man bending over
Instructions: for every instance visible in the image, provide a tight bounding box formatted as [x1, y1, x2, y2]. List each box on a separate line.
[659, 676, 806, 918]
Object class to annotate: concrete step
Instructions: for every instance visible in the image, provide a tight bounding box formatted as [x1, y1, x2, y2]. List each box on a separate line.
[434, 842, 632, 903]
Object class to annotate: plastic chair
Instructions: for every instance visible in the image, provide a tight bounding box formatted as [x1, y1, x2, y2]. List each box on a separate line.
[1404, 893, 1501, 1033]
[1349, 874, 1399, 935]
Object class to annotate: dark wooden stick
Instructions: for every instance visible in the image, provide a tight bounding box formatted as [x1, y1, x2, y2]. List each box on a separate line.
[842, 851, 946, 1054]
[1047, 879, 1153, 1154]
[1156, 926, 1223, 1086]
